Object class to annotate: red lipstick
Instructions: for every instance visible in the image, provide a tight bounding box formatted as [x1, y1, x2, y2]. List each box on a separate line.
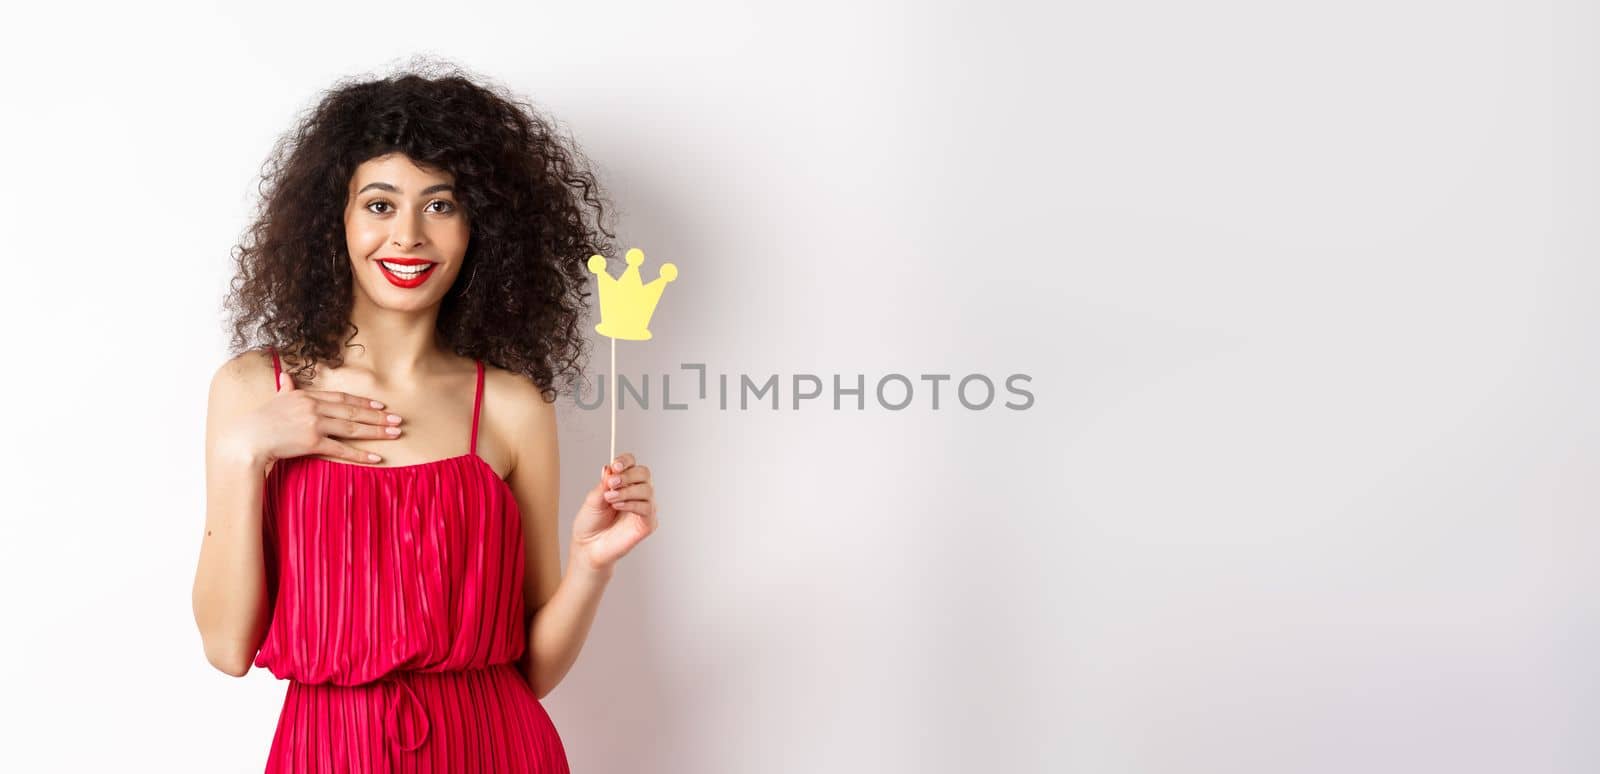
[375, 257, 438, 289]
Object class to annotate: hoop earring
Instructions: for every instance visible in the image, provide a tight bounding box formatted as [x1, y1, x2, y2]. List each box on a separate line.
[460, 259, 479, 295]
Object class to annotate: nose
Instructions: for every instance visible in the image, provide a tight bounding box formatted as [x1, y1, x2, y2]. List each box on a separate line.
[391, 216, 424, 250]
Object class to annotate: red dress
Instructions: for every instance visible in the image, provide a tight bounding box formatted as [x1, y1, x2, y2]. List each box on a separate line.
[255, 348, 569, 772]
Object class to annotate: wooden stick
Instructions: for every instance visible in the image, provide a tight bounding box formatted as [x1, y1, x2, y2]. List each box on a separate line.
[609, 335, 617, 464]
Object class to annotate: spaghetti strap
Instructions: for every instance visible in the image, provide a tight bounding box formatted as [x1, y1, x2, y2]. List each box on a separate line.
[469, 359, 485, 456]
[270, 347, 282, 386]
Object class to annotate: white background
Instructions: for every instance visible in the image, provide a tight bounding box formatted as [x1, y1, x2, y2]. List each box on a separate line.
[0, 1, 1593, 772]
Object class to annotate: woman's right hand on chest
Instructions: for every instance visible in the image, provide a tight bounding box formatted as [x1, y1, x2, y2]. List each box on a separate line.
[242, 372, 405, 466]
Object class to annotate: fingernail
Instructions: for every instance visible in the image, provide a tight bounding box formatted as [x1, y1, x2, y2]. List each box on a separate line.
[609, 476, 621, 487]
[387, 414, 402, 424]
[368, 453, 381, 462]
[370, 400, 385, 409]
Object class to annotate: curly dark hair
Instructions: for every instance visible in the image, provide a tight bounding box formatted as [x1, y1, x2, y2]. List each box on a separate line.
[223, 57, 616, 402]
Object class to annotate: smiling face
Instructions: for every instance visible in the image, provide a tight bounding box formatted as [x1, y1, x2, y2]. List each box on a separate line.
[343, 153, 471, 311]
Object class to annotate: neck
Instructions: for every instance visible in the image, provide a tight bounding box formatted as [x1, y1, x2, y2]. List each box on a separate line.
[343, 291, 449, 383]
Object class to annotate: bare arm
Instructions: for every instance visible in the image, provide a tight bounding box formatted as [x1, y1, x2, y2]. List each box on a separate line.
[502, 377, 614, 699]
[526, 552, 613, 699]
[191, 353, 273, 677]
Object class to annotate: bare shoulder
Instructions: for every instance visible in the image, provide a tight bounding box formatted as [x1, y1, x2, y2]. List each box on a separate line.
[481, 364, 558, 470]
[209, 349, 278, 409]
[208, 349, 277, 416]
[482, 362, 556, 425]
[206, 349, 278, 471]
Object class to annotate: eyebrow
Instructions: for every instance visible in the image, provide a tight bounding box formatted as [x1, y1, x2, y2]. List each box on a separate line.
[356, 182, 456, 196]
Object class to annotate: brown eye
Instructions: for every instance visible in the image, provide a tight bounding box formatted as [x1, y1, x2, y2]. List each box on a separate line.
[365, 200, 392, 214]
[427, 200, 456, 214]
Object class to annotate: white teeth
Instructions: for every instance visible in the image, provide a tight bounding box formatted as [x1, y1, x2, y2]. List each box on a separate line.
[380, 261, 434, 277]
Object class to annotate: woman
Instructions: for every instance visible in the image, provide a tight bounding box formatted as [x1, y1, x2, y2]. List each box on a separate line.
[191, 62, 659, 772]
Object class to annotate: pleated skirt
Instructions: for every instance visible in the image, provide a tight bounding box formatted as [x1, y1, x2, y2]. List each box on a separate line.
[263, 664, 570, 773]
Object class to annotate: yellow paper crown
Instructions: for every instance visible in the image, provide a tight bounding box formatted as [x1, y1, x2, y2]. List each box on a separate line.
[587, 248, 678, 341]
